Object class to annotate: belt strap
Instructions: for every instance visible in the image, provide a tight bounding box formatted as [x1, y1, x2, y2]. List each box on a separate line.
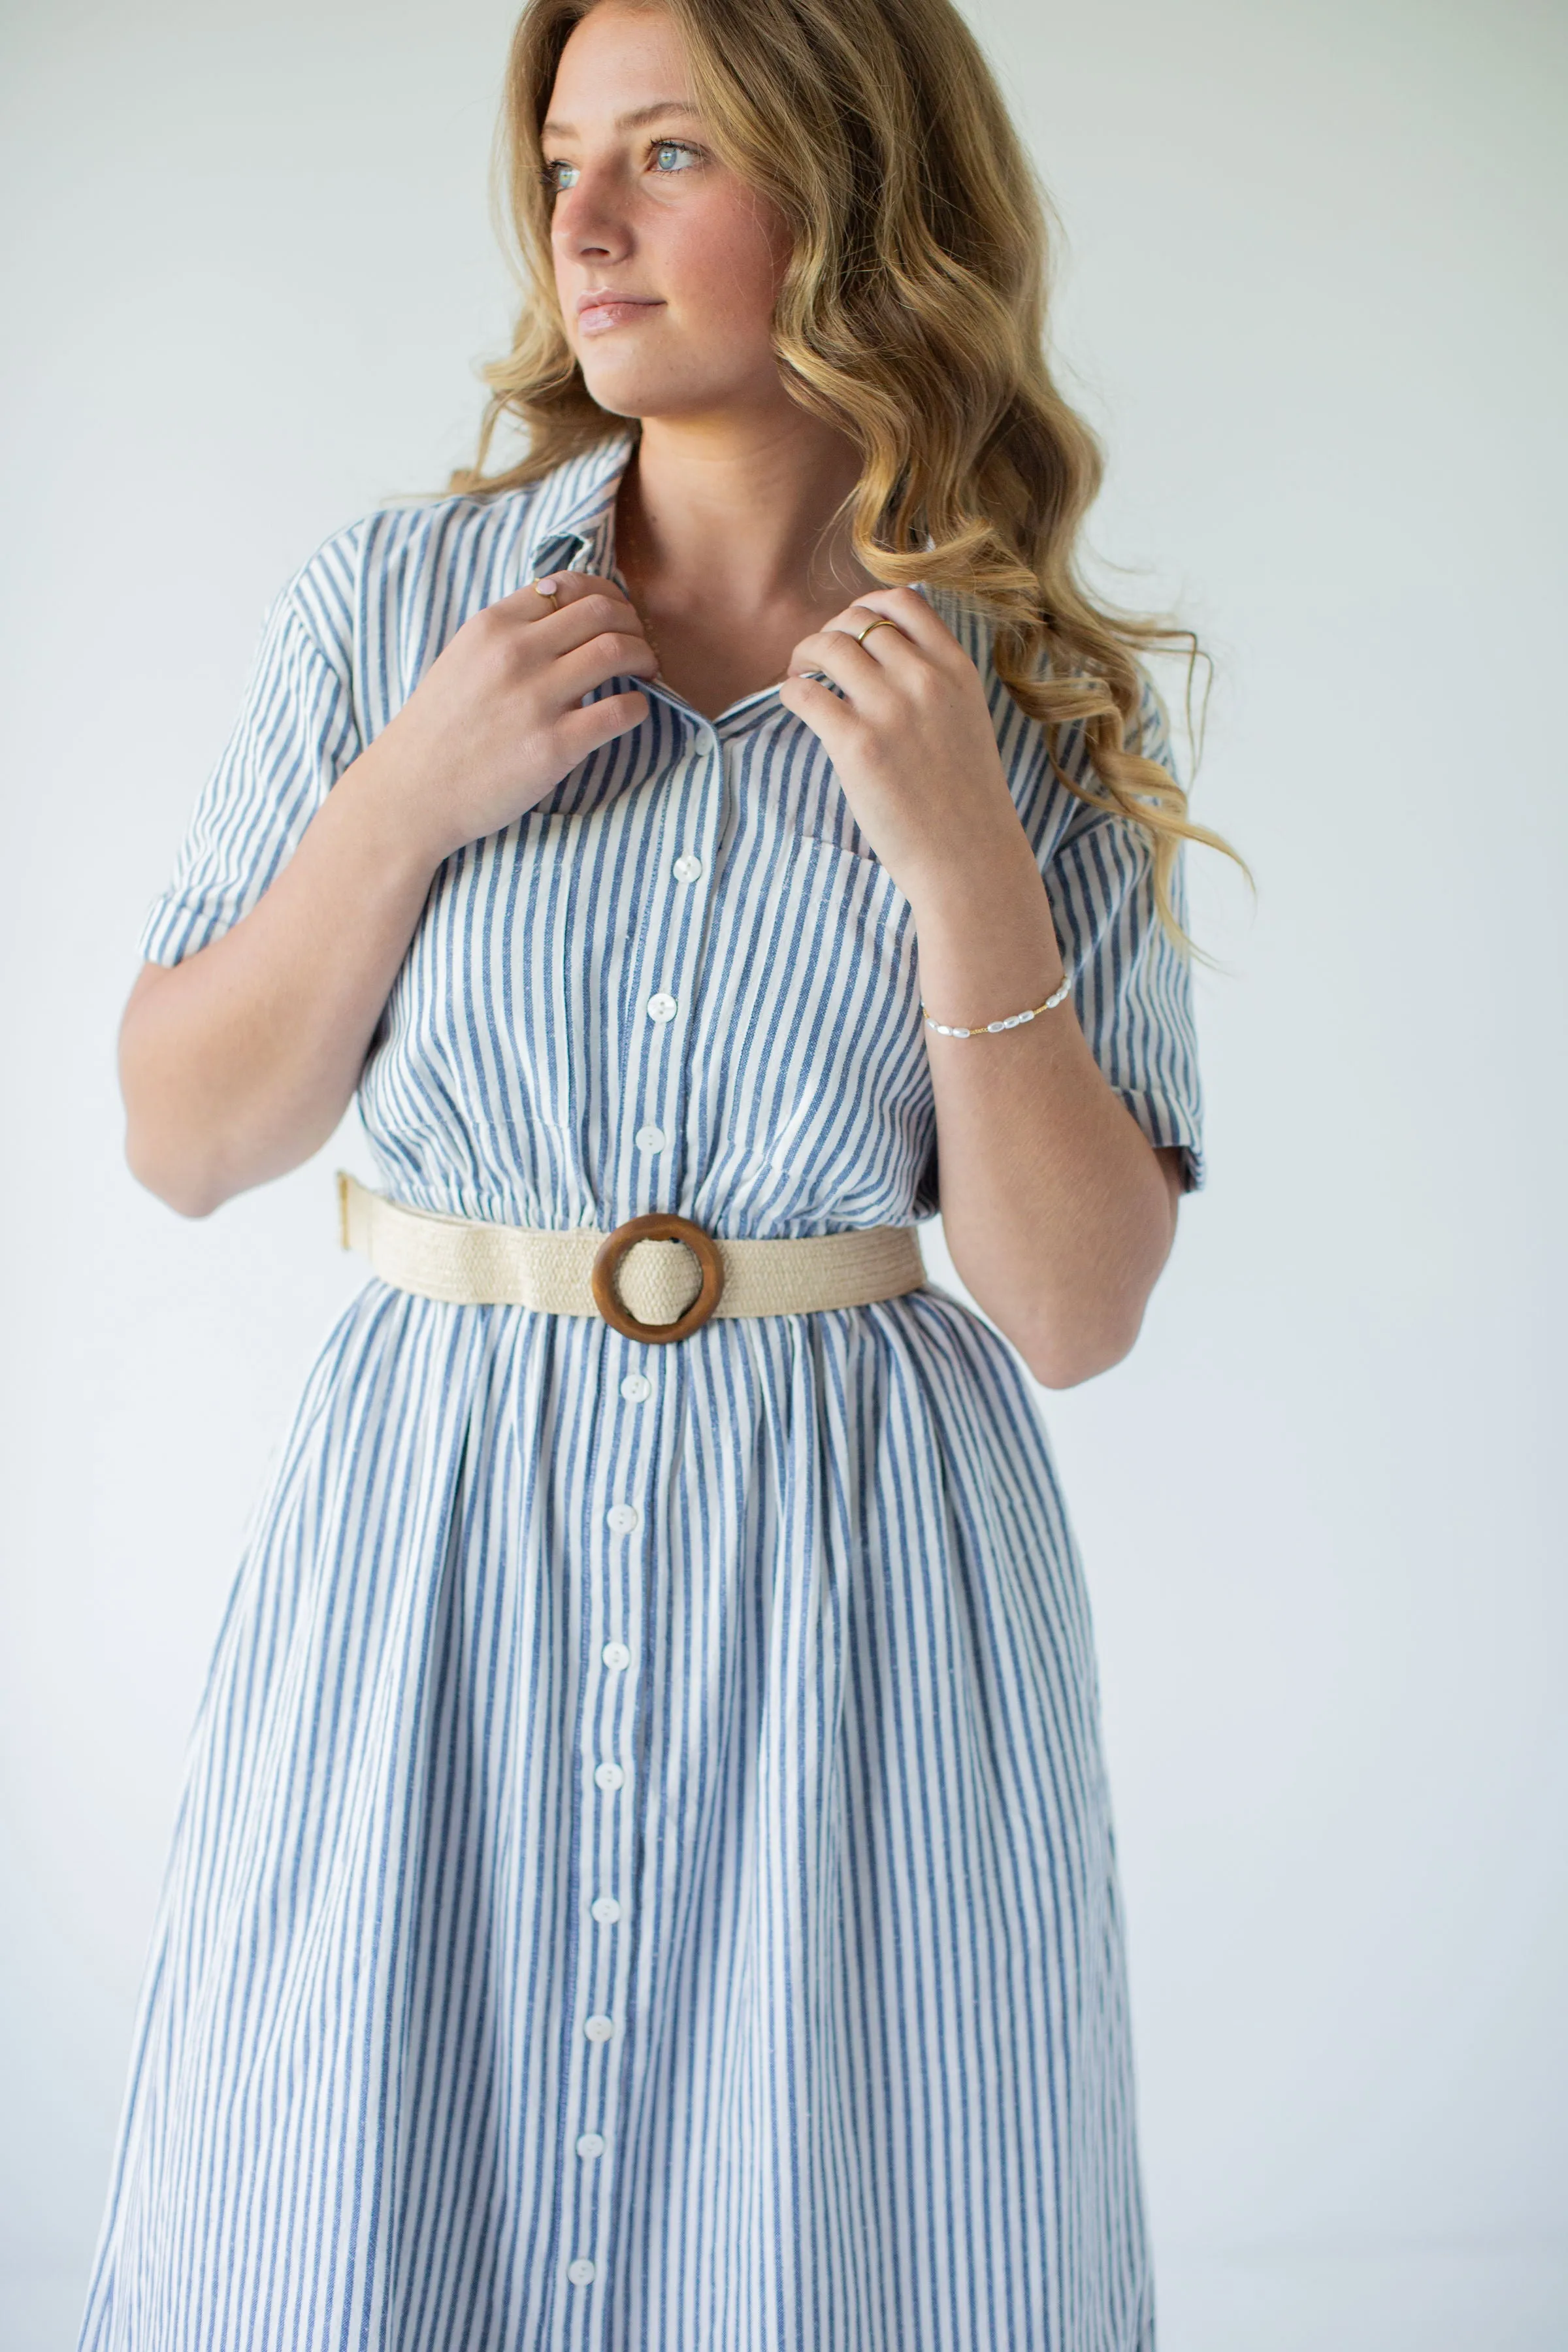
[336, 1172, 925, 1330]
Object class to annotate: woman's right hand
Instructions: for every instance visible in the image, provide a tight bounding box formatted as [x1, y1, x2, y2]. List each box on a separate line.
[368, 570, 657, 863]
[120, 570, 657, 1217]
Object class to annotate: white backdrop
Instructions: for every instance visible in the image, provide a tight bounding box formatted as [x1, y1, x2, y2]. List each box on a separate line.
[2, 1, 1563, 2345]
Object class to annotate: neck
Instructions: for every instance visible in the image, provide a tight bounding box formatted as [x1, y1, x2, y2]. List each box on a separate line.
[615, 403, 872, 623]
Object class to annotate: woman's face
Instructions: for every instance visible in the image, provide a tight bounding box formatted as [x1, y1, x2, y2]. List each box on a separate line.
[543, 1, 791, 423]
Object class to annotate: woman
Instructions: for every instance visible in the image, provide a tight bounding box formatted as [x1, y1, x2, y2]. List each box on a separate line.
[79, 0, 1243, 2345]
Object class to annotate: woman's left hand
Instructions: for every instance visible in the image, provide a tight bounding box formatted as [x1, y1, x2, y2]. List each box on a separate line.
[776, 586, 1023, 904]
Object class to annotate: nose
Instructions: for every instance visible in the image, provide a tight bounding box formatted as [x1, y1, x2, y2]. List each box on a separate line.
[551, 169, 633, 265]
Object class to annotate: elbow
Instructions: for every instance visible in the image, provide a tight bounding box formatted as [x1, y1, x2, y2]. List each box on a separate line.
[1023, 1339, 1128, 1392]
[1019, 1296, 1149, 1392]
[983, 1172, 1179, 1391]
[118, 967, 249, 1218]
[123, 1115, 227, 1220]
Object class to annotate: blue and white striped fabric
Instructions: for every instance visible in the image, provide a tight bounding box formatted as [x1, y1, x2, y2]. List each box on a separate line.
[80, 425, 1204, 2352]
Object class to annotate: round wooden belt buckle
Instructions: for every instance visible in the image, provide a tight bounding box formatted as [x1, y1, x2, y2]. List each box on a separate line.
[590, 1212, 725, 1344]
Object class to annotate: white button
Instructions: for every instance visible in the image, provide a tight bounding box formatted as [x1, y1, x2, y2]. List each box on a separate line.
[672, 852, 703, 883]
[594, 1761, 625, 1791]
[577, 2132, 606, 2160]
[645, 991, 678, 1022]
[602, 1641, 632, 1671]
[591, 1895, 621, 1924]
[635, 1125, 666, 1152]
[584, 2014, 614, 2042]
[605, 1502, 639, 1535]
[567, 2257, 596, 2286]
[620, 1372, 652, 1401]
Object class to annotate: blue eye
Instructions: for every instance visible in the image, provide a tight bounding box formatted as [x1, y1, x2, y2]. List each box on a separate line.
[542, 140, 701, 195]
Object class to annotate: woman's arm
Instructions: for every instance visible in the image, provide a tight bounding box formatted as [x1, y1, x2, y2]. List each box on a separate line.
[123, 574, 656, 1218]
[779, 586, 1192, 1390]
[904, 827, 1182, 1390]
[122, 748, 448, 1217]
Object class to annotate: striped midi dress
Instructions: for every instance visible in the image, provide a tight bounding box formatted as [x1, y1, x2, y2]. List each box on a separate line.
[78, 427, 1205, 2352]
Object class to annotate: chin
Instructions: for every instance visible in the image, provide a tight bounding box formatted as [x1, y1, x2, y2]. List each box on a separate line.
[575, 375, 647, 422]
[567, 335, 654, 415]
[572, 347, 749, 425]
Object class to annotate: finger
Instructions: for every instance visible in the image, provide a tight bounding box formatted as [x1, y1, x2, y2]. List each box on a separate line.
[830, 610, 923, 670]
[535, 589, 654, 661]
[826, 585, 953, 662]
[553, 688, 651, 763]
[787, 625, 914, 695]
[549, 629, 659, 706]
[777, 670, 840, 707]
[493, 568, 641, 627]
[776, 670, 860, 743]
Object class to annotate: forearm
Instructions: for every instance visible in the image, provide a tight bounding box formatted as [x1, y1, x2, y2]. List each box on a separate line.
[909, 819, 1177, 1388]
[121, 736, 444, 1217]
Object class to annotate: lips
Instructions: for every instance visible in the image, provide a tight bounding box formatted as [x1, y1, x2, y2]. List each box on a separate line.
[575, 291, 663, 335]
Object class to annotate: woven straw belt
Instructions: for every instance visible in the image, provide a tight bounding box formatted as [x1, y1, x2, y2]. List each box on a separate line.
[337, 1171, 926, 1345]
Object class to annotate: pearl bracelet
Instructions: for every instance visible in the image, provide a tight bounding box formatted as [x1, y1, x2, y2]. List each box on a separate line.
[921, 970, 1073, 1037]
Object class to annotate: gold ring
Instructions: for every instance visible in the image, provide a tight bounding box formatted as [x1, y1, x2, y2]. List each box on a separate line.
[532, 577, 561, 606]
[854, 615, 898, 646]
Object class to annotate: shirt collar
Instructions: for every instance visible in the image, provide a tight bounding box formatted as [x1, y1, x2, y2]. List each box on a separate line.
[517, 424, 640, 583]
[512, 423, 971, 643]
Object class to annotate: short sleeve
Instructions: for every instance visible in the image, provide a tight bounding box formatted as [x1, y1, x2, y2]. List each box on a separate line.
[1039, 679, 1207, 1194]
[138, 566, 361, 968]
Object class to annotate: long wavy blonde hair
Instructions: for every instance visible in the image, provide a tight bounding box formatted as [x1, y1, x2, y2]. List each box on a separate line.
[447, 0, 1249, 953]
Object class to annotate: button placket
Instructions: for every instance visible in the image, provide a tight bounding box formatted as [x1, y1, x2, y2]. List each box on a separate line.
[618, 730, 723, 1220]
[558, 1352, 656, 2325]
[562, 718, 723, 2313]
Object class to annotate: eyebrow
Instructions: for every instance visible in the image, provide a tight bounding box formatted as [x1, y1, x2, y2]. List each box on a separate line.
[540, 99, 700, 137]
